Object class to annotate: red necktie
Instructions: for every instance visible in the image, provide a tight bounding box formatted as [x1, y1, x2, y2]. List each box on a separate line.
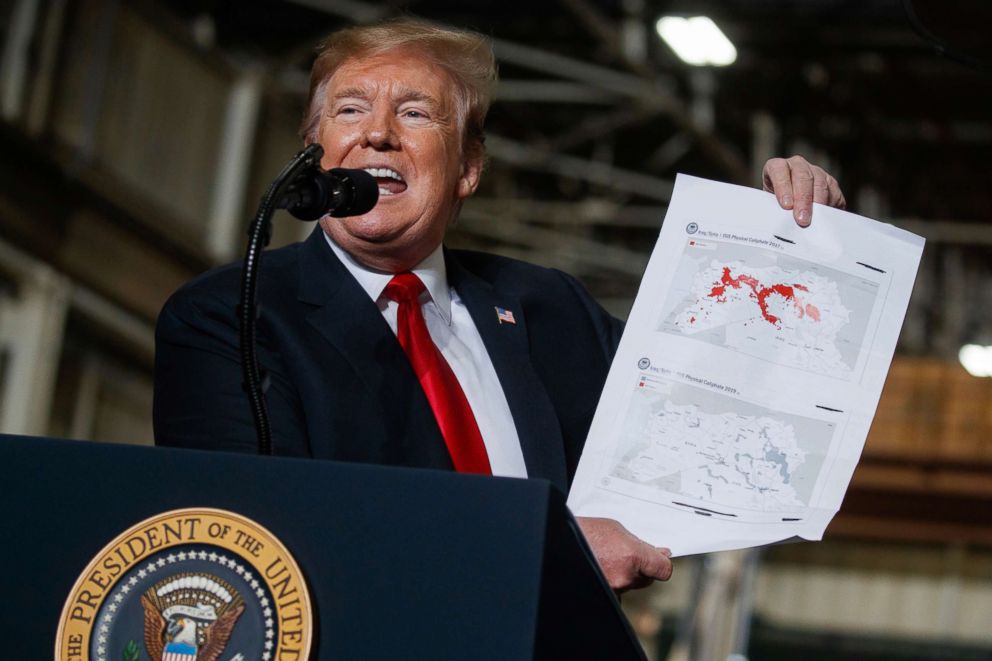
[384, 273, 492, 475]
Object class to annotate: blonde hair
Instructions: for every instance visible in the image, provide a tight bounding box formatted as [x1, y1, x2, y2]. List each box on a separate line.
[300, 19, 497, 157]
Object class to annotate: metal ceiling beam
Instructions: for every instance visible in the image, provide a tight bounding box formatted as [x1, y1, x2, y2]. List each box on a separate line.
[465, 198, 666, 229]
[1, 0, 41, 121]
[494, 80, 620, 104]
[493, 39, 748, 183]
[485, 134, 674, 202]
[558, 0, 655, 78]
[491, 38, 677, 110]
[646, 132, 694, 171]
[546, 105, 664, 152]
[557, 0, 752, 183]
[457, 209, 649, 277]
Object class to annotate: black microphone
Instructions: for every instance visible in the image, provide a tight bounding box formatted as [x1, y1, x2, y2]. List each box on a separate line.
[243, 146, 378, 455]
[278, 167, 379, 220]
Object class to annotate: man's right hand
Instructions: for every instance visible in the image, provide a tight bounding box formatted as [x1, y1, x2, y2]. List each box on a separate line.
[576, 516, 673, 593]
[762, 155, 846, 227]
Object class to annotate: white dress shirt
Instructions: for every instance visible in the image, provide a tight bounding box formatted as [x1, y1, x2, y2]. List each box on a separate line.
[324, 234, 529, 478]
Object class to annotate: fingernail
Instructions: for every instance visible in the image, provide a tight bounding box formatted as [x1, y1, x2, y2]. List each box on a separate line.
[660, 548, 672, 557]
[797, 209, 809, 225]
[782, 195, 793, 208]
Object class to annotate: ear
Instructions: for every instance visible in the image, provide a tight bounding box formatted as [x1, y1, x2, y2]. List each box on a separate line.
[456, 144, 485, 200]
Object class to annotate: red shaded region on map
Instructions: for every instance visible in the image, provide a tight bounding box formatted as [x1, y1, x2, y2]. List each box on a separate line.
[704, 266, 820, 327]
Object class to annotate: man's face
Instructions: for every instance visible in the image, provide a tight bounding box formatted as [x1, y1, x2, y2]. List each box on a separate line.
[315, 50, 482, 272]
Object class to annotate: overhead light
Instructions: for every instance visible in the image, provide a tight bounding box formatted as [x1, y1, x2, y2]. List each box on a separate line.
[959, 344, 992, 377]
[655, 16, 737, 67]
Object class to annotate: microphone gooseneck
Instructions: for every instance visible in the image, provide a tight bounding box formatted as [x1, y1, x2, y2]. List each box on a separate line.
[239, 145, 380, 456]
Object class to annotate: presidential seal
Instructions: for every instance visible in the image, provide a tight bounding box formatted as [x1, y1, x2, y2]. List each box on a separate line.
[56, 508, 313, 661]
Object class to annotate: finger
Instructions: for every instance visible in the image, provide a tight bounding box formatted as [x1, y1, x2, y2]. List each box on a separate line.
[762, 157, 794, 209]
[788, 155, 815, 227]
[812, 166, 831, 206]
[638, 546, 674, 582]
[826, 175, 847, 209]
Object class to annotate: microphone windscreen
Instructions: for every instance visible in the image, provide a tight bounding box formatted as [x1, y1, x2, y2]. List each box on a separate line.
[328, 168, 379, 217]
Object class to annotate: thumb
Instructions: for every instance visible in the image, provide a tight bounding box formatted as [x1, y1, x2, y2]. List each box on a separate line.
[638, 545, 674, 581]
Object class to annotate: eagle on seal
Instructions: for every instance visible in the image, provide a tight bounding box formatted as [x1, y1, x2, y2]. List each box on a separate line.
[141, 593, 245, 661]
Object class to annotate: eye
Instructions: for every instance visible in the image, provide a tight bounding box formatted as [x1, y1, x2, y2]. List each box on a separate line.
[331, 100, 368, 118]
[402, 109, 426, 119]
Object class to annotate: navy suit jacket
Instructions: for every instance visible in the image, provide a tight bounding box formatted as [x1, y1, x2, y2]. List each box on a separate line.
[154, 228, 622, 493]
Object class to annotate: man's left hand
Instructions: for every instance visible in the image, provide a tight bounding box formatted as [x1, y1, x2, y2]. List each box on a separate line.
[762, 155, 846, 228]
[576, 516, 673, 594]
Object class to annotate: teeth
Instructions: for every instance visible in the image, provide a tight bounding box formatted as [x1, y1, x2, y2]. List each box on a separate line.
[378, 186, 394, 196]
[363, 167, 404, 182]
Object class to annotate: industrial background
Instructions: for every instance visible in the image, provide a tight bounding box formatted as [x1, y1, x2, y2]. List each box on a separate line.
[1, 0, 990, 658]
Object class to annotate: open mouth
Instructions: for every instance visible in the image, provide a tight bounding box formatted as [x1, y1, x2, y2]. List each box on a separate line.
[364, 167, 407, 196]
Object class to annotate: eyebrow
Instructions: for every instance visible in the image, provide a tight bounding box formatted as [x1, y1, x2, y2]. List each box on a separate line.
[330, 86, 372, 101]
[393, 88, 438, 108]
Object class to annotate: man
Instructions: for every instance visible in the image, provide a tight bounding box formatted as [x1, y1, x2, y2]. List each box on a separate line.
[154, 19, 845, 593]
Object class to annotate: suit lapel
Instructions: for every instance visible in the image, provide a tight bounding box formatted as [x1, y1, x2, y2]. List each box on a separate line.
[297, 229, 452, 470]
[446, 252, 569, 491]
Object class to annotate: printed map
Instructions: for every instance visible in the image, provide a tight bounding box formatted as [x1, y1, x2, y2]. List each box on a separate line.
[610, 380, 834, 514]
[659, 239, 880, 379]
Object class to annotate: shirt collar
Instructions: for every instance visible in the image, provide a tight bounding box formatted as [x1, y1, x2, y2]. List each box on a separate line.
[323, 231, 452, 326]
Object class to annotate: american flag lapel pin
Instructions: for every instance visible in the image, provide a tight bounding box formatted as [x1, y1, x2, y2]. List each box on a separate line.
[495, 306, 516, 325]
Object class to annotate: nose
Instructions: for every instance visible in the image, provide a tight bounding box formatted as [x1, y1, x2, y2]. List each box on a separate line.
[362, 108, 399, 150]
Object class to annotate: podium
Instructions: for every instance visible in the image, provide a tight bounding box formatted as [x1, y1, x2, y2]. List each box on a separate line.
[0, 434, 645, 659]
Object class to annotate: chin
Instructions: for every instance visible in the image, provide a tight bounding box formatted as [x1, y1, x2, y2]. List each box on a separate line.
[335, 212, 405, 243]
